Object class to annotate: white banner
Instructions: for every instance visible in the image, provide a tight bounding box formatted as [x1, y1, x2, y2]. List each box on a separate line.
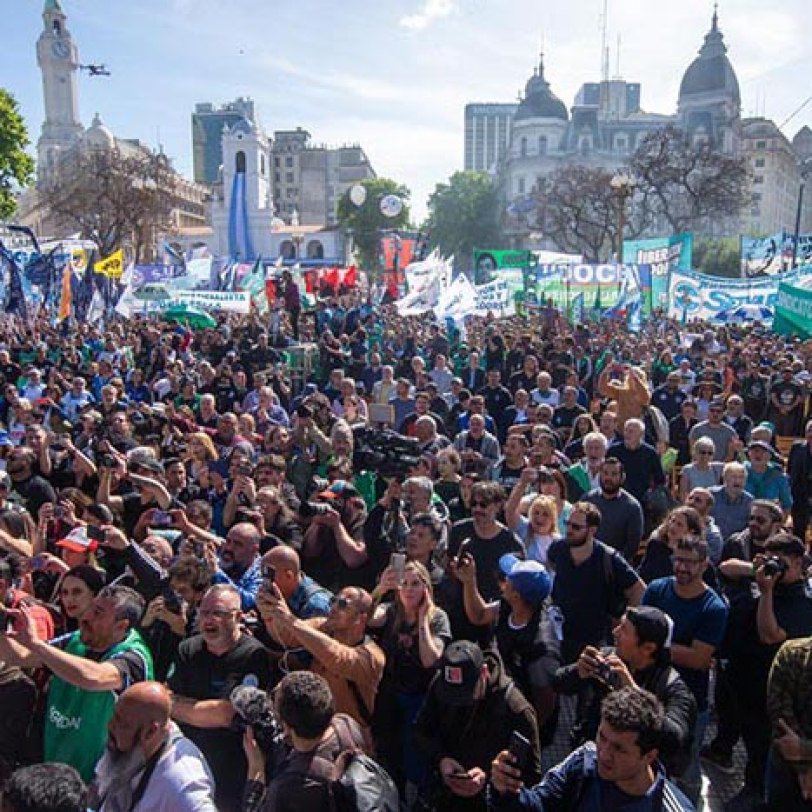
[404, 250, 451, 295]
[116, 289, 251, 317]
[668, 267, 812, 321]
[474, 278, 511, 314]
[434, 274, 478, 320]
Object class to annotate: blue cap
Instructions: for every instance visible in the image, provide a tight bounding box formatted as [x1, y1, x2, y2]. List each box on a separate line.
[499, 554, 552, 606]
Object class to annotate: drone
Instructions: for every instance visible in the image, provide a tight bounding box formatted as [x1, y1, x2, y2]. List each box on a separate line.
[79, 64, 110, 77]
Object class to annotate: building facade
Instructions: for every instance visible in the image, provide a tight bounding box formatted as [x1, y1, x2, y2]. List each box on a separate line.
[464, 103, 517, 172]
[470, 11, 810, 245]
[192, 98, 256, 186]
[18, 0, 208, 260]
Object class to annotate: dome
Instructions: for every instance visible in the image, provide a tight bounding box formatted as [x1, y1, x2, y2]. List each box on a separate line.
[515, 57, 568, 122]
[84, 113, 115, 150]
[679, 11, 740, 104]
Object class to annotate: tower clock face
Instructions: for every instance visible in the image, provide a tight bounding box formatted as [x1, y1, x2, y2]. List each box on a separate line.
[51, 40, 70, 58]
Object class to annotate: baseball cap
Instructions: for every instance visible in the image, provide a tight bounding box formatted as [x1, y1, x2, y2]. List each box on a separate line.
[318, 480, 359, 500]
[627, 606, 673, 651]
[434, 641, 485, 706]
[747, 440, 775, 455]
[499, 554, 552, 607]
[56, 527, 98, 554]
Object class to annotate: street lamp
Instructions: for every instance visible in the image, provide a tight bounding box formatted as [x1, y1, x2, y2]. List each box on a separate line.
[610, 172, 637, 263]
[791, 159, 812, 269]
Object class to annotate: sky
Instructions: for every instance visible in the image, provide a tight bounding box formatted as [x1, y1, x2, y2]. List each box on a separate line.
[3, 0, 812, 223]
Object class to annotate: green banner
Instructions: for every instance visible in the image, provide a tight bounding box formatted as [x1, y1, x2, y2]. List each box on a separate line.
[474, 249, 537, 284]
[774, 281, 812, 339]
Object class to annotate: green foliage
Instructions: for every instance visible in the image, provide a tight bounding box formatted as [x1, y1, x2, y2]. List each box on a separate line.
[424, 171, 503, 270]
[336, 177, 410, 272]
[693, 236, 742, 278]
[0, 89, 35, 219]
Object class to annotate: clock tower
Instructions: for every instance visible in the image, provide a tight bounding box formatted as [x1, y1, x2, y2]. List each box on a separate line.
[36, 0, 84, 179]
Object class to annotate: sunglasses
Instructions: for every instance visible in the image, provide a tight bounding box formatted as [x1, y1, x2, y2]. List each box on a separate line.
[749, 515, 770, 525]
[470, 499, 492, 508]
[329, 596, 353, 611]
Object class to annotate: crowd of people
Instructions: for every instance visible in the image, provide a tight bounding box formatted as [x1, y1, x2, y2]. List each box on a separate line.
[0, 295, 810, 812]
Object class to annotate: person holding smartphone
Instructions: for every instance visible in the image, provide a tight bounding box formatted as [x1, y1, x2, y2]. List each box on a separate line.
[367, 560, 451, 795]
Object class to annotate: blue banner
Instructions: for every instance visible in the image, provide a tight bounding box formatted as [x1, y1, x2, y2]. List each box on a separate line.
[622, 234, 693, 310]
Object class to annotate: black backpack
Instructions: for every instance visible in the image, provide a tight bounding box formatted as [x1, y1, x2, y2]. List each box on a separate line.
[301, 716, 400, 812]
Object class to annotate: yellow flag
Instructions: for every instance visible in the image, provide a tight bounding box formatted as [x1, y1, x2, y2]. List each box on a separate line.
[94, 249, 123, 279]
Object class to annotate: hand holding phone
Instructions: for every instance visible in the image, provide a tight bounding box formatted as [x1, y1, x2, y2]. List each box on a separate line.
[507, 731, 531, 771]
[390, 553, 406, 585]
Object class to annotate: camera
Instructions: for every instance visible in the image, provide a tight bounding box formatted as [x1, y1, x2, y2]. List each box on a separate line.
[763, 556, 788, 579]
[261, 564, 276, 591]
[162, 587, 183, 615]
[152, 510, 173, 527]
[230, 686, 284, 756]
[296, 404, 313, 420]
[100, 454, 117, 468]
[352, 427, 421, 478]
[299, 501, 333, 518]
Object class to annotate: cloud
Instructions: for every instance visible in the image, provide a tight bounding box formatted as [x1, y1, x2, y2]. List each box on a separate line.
[400, 0, 455, 31]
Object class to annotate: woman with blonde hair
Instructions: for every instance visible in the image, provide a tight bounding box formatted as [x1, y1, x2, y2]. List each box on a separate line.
[185, 431, 218, 480]
[505, 477, 559, 566]
[369, 560, 451, 796]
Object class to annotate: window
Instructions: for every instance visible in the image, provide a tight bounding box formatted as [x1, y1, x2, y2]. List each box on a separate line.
[286, 172, 294, 183]
[517, 177, 526, 194]
[520, 137, 527, 157]
[579, 138, 591, 156]
[274, 157, 280, 167]
[235, 151, 246, 173]
[274, 172, 280, 183]
[754, 158, 765, 168]
[754, 174, 764, 184]
[285, 156, 293, 167]
[755, 140, 766, 149]
[260, 155, 266, 174]
[538, 136, 547, 155]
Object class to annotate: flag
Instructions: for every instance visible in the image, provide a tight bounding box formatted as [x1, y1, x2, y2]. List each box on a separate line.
[237, 256, 268, 314]
[74, 251, 96, 322]
[95, 249, 123, 279]
[86, 288, 105, 326]
[5, 256, 29, 321]
[58, 264, 72, 322]
[571, 292, 585, 323]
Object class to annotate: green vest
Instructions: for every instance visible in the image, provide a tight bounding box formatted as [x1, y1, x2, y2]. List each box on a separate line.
[43, 629, 154, 783]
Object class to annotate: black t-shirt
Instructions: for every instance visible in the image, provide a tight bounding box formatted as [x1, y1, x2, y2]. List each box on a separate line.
[771, 380, 803, 410]
[552, 404, 586, 430]
[168, 633, 271, 804]
[548, 539, 639, 660]
[442, 520, 524, 643]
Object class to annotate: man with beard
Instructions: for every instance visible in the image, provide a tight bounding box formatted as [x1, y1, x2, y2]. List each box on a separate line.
[443, 482, 524, 644]
[169, 585, 270, 812]
[582, 458, 644, 562]
[0, 585, 152, 783]
[642, 537, 728, 803]
[92, 681, 216, 811]
[5, 445, 56, 516]
[212, 522, 263, 611]
[547, 502, 644, 664]
[607, 419, 665, 506]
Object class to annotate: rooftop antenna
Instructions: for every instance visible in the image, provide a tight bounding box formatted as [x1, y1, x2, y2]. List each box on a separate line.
[615, 33, 621, 78]
[600, 0, 609, 82]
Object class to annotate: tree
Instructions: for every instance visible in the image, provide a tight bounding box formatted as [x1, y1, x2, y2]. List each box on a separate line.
[629, 125, 751, 235]
[336, 177, 410, 272]
[693, 236, 741, 278]
[39, 146, 178, 262]
[425, 171, 503, 269]
[536, 165, 645, 262]
[0, 89, 35, 219]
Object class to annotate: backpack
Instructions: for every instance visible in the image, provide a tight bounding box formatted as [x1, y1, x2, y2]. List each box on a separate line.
[300, 715, 400, 812]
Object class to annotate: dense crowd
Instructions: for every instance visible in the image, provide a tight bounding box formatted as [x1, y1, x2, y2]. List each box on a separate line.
[0, 292, 810, 812]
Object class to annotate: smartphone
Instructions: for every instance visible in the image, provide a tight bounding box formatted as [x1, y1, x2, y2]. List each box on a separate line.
[456, 538, 472, 564]
[152, 510, 172, 527]
[508, 731, 532, 771]
[237, 462, 253, 477]
[87, 525, 106, 544]
[29, 555, 47, 571]
[390, 553, 406, 584]
[261, 563, 276, 591]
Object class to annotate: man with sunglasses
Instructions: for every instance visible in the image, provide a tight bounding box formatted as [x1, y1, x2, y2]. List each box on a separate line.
[169, 584, 270, 812]
[261, 584, 384, 733]
[642, 537, 728, 803]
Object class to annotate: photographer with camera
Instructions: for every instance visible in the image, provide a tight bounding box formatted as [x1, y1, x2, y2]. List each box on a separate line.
[300, 481, 370, 593]
[716, 532, 812, 807]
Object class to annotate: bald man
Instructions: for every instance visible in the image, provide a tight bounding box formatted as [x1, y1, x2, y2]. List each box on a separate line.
[263, 545, 332, 620]
[92, 681, 216, 811]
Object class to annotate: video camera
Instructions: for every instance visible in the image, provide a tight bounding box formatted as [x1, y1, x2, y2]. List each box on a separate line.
[352, 427, 421, 479]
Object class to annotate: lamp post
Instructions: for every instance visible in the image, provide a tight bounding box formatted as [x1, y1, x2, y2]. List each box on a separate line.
[610, 172, 636, 264]
[791, 159, 812, 270]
